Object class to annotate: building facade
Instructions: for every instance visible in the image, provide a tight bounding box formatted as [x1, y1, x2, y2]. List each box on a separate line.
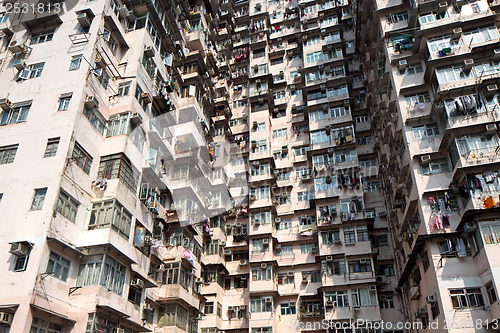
[360, 0, 500, 330]
[3, 0, 491, 332]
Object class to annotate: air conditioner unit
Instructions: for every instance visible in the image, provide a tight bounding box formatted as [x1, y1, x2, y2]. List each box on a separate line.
[8, 39, 27, 53]
[426, 294, 437, 303]
[486, 84, 498, 95]
[130, 112, 143, 124]
[464, 222, 477, 232]
[93, 68, 103, 77]
[0, 98, 12, 110]
[451, 28, 462, 40]
[263, 238, 269, 244]
[130, 278, 144, 288]
[494, 49, 500, 61]
[85, 96, 99, 109]
[326, 256, 333, 261]
[144, 46, 155, 58]
[397, 60, 407, 71]
[142, 92, 152, 104]
[240, 259, 249, 265]
[9, 242, 29, 256]
[438, 2, 448, 12]
[261, 263, 268, 269]
[485, 124, 497, 135]
[463, 59, 474, 72]
[0, 312, 12, 324]
[265, 297, 272, 303]
[13, 59, 26, 71]
[369, 285, 377, 291]
[417, 307, 427, 315]
[77, 12, 91, 28]
[420, 155, 431, 166]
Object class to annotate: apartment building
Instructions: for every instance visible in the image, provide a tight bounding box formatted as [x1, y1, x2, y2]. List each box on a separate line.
[360, 0, 500, 330]
[0, 0, 402, 333]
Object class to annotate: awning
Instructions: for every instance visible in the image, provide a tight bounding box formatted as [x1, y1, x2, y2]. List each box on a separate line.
[0, 304, 19, 314]
[22, 14, 62, 30]
[30, 304, 76, 323]
[47, 236, 86, 256]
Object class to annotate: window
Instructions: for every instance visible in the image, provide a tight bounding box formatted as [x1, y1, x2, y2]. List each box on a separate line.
[117, 83, 130, 96]
[31, 188, 47, 210]
[128, 276, 143, 305]
[348, 259, 372, 273]
[55, 189, 79, 222]
[276, 218, 292, 230]
[30, 317, 62, 333]
[356, 225, 369, 242]
[30, 29, 54, 44]
[422, 250, 430, 271]
[46, 251, 71, 282]
[272, 128, 287, 138]
[217, 303, 222, 317]
[480, 224, 500, 244]
[344, 226, 356, 243]
[450, 288, 485, 308]
[250, 186, 270, 200]
[322, 258, 346, 275]
[0, 144, 18, 164]
[252, 238, 270, 253]
[403, 63, 424, 75]
[1, 103, 31, 125]
[325, 291, 349, 307]
[89, 199, 132, 238]
[98, 154, 138, 192]
[251, 297, 273, 312]
[204, 302, 214, 314]
[413, 123, 440, 139]
[387, 11, 409, 23]
[14, 255, 29, 273]
[83, 106, 106, 135]
[69, 55, 82, 70]
[72, 142, 93, 174]
[18, 63, 45, 80]
[252, 265, 273, 280]
[44, 138, 59, 157]
[436, 64, 473, 84]
[76, 254, 126, 295]
[438, 238, 470, 257]
[486, 282, 498, 304]
[321, 230, 340, 244]
[351, 287, 377, 307]
[281, 302, 296, 315]
[430, 301, 440, 319]
[0, 12, 8, 24]
[421, 159, 450, 174]
[277, 245, 293, 256]
[380, 295, 395, 309]
[57, 94, 72, 111]
[302, 270, 321, 282]
[297, 191, 314, 201]
[300, 243, 316, 254]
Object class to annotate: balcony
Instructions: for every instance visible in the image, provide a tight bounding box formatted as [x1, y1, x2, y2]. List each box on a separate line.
[157, 284, 200, 308]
